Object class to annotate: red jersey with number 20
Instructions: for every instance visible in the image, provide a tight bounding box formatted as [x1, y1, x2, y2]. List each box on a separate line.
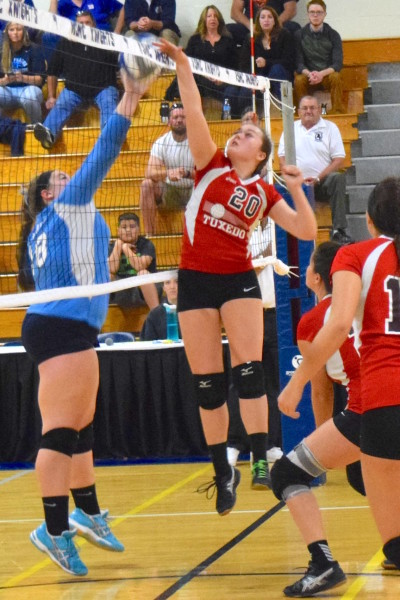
[180, 150, 282, 274]
[331, 236, 400, 412]
[297, 296, 362, 414]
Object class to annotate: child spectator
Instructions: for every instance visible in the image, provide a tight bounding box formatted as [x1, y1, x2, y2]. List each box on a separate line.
[108, 212, 161, 310]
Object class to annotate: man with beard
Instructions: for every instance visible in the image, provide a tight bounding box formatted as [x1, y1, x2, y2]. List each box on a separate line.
[139, 102, 194, 235]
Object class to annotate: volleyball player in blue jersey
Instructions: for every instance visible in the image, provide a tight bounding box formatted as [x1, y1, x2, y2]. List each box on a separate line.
[17, 70, 152, 576]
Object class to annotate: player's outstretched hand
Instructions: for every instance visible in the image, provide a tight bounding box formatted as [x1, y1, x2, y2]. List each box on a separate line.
[153, 37, 183, 63]
[278, 377, 304, 419]
[282, 165, 304, 190]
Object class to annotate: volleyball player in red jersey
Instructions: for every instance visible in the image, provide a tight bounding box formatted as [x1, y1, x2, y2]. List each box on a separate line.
[155, 37, 316, 515]
[271, 242, 363, 597]
[279, 177, 400, 581]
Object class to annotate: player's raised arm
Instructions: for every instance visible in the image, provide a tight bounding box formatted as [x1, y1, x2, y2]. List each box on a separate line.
[154, 38, 217, 170]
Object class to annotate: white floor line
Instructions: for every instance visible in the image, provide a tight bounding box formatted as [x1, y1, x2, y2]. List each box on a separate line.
[0, 504, 370, 525]
[0, 470, 30, 486]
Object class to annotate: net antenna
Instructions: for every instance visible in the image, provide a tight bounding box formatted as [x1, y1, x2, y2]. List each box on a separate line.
[249, 0, 256, 114]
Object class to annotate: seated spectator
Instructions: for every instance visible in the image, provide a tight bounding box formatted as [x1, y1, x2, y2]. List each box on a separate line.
[108, 212, 160, 310]
[122, 0, 180, 45]
[44, 0, 123, 62]
[140, 102, 194, 235]
[33, 10, 119, 150]
[0, 22, 45, 123]
[227, 6, 294, 117]
[228, 0, 299, 47]
[294, 0, 345, 113]
[165, 5, 237, 116]
[278, 95, 353, 245]
[49, 0, 123, 32]
[140, 277, 180, 340]
[0, 0, 39, 46]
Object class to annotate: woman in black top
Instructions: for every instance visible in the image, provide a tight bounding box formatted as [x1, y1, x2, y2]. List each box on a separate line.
[165, 5, 236, 104]
[227, 6, 294, 117]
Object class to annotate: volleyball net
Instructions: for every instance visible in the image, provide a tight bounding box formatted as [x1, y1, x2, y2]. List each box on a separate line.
[0, 0, 293, 310]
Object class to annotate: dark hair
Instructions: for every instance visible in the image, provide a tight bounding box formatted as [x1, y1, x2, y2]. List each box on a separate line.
[17, 170, 54, 291]
[118, 212, 140, 226]
[312, 241, 341, 293]
[254, 6, 281, 42]
[367, 177, 400, 264]
[255, 128, 272, 174]
[169, 102, 183, 115]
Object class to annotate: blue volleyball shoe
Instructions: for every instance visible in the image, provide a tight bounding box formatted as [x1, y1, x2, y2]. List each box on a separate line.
[30, 523, 88, 576]
[69, 508, 125, 552]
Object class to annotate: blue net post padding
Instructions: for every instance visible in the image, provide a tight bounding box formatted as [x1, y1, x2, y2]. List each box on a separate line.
[274, 184, 325, 484]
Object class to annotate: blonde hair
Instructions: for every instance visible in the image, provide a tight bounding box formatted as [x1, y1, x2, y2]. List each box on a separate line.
[2, 22, 30, 74]
[195, 5, 230, 40]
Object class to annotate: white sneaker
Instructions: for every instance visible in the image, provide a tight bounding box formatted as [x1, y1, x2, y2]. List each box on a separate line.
[267, 447, 283, 463]
[227, 446, 240, 467]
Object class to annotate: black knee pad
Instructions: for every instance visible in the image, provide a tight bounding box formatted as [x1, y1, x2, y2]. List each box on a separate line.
[40, 427, 79, 457]
[193, 372, 226, 410]
[270, 455, 315, 501]
[383, 537, 400, 569]
[232, 361, 265, 399]
[346, 461, 366, 496]
[75, 422, 94, 454]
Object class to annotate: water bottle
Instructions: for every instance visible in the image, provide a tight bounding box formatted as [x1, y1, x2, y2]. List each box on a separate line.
[321, 103, 327, 115]
[164, 303, 179, 341]
[222, 98, 231, 120]
[160, 101, 169, 124]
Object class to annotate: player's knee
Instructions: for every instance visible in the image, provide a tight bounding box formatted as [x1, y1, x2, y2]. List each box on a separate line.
[193, 372, 226, 410]
[270, 455, 314, 501]
[40, 427, 79, 457]
[232, 361, 265, 399]
[383, 537, 400, 569]
[271, 440, 326, 501]
[75, 423, 94, 455]
[346, 461, 366, 496]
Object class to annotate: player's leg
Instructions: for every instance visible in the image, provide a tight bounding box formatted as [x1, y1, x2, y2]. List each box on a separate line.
[360, 406, 400, 568]
[271, 419, 358, 596]
[179, 306, 240, 515]
[31, 349, 99, 576]
[221, 295, 272, 490]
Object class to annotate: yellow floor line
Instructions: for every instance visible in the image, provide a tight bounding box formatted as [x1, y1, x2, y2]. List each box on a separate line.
[341, 548, 384, 599]
[2, 463, 212, 588]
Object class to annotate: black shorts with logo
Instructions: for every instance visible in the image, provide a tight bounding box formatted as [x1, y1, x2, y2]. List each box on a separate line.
[177, 269, 262, 312]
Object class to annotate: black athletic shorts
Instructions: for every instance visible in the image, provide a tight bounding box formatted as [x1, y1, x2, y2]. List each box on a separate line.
[177, 269, 262, 312]
[361, 405, 400, 459]
[22, 313, 98, 365]
[333, 408, 361, 447]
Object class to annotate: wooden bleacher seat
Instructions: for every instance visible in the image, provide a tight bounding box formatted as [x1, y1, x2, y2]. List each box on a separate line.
[0, 43, 382, 337]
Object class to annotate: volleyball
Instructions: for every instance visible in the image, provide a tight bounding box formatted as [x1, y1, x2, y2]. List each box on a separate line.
[119, 33, 161, 81]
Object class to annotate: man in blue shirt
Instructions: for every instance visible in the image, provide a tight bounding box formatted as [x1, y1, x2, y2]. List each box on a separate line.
[123, 0, 180, 45]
